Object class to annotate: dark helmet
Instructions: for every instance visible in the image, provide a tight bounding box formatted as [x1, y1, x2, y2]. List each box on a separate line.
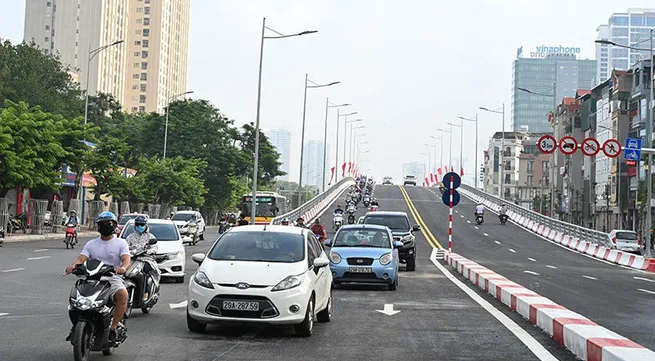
[135, 215, 149, 226]
[314, 218, 320, 224]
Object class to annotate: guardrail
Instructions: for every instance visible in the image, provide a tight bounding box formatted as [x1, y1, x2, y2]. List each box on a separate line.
[459, 184, 610, 247]
[270, 177, 355, 225]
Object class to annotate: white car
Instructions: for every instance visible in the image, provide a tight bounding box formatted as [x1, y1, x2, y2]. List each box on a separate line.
[120, 219, 188, 283]
[171, 211, 206, 241]
[186, 225, 333, 336]
[607, 229, 641, 254]
[403, 175, 417, 186]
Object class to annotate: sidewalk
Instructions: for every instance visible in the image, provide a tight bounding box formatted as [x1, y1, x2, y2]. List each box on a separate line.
[2, 225, 220, 243]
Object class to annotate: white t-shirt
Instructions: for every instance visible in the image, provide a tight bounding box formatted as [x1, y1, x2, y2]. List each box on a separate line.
[475, 205, 485, 213]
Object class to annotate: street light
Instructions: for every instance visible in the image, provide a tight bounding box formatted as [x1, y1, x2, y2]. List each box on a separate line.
[251, 18, 317, 224]
[298, 75, 340, 196]
[430, 134, 443, 176]
[480, 104, 506, 199]
[83, 40, 124, 125]
[350, 127, 366, 168]
[321, 101, 350, 191]
[163, 90, 194, 159]
[458, 114, 479, 188]
[343, 119, 363, 176]
[447, 121, 463, 177]
[335, 111, 357, 182]
[597, 31, 654, 256]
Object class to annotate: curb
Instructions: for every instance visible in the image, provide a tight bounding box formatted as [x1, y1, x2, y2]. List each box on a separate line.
[444, 252, 655, 361]
[3, 231, 98, 243]
[461, 190, 655, 273]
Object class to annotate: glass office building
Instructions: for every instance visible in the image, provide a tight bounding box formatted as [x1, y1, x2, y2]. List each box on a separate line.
[511, 56, 596, 134]
[596, 8, 655, 84]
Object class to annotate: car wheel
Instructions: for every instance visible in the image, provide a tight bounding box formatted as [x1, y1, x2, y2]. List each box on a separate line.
[316, 293, 332, 322]
[199, 232, 204, 240]
[406, 254, 416, 271]
[175, 276, 185, 284]
[389, 277, 398, 291]
[186, 311, 207, 333]
[294, 297, 314, 337]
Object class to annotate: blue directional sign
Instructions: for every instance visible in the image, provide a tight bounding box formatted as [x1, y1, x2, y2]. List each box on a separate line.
[442, 189, 461, 207]
[624, 138, 642, 161]
[442, 172, 461, 190]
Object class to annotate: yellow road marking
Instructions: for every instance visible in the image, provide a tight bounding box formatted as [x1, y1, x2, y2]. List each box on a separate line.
[398, 186, 443, 249]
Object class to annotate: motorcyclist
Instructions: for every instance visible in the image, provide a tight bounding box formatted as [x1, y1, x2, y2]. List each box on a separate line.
[310, 219, 327, 242]
[281, 217, 290, 226]
[237, 215, 249, 226]
[499, 204, 508, 224]
[65, 210, 80, 243]
[475, 203, 485, 216]
[371, 198, 379, 207]
[295, 217, 308, 228]
[334, 205, 344, 215]
[65, 211, 130, 344]
[227, 214, 237, 225]
[125, 215, 160, 302]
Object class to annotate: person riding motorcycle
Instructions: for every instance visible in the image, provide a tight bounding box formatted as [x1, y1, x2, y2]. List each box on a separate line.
[237, 215, 249, 226]
[295, 217, 308, 228]
[65, 211, 130, 344]
[310, 219, 327, 242]
[475, 203, 485, 216]
[65, 210, 80, 244]
[125, 215, 160, 304]
[281, 217, 290, 226]
[334, 205, 344, 215]
[498, 204, 509, 224]
[370, 198, 379, 207]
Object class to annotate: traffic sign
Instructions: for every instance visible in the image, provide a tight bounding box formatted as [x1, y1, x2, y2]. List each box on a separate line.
[581, 138, 600, 157]
[442, 172, 461, 189]
[559, 136, 578, 155]
[602, 139, 622, 158]
[442, 189, 460, 207]
[537, 135, 557, 154]
[625, 137, 642, 150]
[624, 137, 642, 161]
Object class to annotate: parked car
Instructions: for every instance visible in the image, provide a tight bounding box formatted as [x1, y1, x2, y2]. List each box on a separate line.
[171, 211, 205, 242]
[607, 229, 641, 254]
[403, 175, 417, 186]
[186, 225, 332, 336]
[362, 211, 419, 271]
[325, 224, 402, 290]
[117, 213, 148, 235]
[119, 219, 188, 283]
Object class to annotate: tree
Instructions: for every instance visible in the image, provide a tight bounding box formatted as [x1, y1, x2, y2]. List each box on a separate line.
[130, 156, 207, 207]
[85, 135, 131, 200]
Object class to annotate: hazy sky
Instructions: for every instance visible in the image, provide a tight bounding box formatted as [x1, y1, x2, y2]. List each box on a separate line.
[2, 1, 655, 184]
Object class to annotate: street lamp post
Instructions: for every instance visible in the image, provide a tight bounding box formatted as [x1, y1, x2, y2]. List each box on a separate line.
[430, 134, 441, 175]
[83, 40, 124, 125]
[298, 76, 340, 199]
[322, 100, 350, 191]
[349, 127, 366, 168]
[596, 30, 654, 256]
[163, 90, 194, 159]
[437, 129, 449, 173]
[458, 114, 479, 188]
[447, 121, 463, 175]
[335, 111, 357, 183]
[424, 143, 434, 177]
[250, 18, 317, 224]
[480, 104, 506, 199]
[343, 119, 363, 176]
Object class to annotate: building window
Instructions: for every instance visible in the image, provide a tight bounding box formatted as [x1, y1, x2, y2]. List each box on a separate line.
[141, 51, 148, 58]
[136, 7, 143, 13]
[527, 175, 533, 185]
[144, 7, 150, 15]
[132, 107, 138, 112]
[45, 25, 50, 30]
[47, 1, 51, 6]
[134, 51, 140, 56]
[134, 62, 139, 68]
[139, 95, 146, 104]
[542, 161, 548, 170]
[132, 84, 138, 90]
[142, 40, 149, 48]
[140, 84, 147, 92]
[140, 73, 147, 81]
[139, 106, 146, 112]
[45, 37, 49, 42]
[143, 18, 150, 26]
[136, 19, 142, 24]
[133, 74, 139, 79]
[143, 29, 150, 37]
[527, 161, 534, 172]
[141, 62, 148, 69]
[136, 29, 142, 35]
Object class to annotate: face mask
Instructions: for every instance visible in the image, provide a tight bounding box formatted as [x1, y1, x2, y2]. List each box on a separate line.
[135, 225, 146, 233]
[98, 222, 115, 237]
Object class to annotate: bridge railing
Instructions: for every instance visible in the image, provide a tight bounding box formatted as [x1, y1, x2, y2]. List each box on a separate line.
[271, 177, 355, 225]
[460, 184, 610, 247]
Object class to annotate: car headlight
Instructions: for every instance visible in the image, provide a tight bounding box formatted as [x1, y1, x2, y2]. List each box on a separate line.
[167, 251, 183, 259]
[402, 234, 414, 243]
[272, 274, 304, 292]
[379, 252, 393, 265]
[193, 271, 214, 289]
[329, 251, 342, 264]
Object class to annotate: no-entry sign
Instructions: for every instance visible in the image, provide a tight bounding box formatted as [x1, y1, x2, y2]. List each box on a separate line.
[602, 139, 622, 158]
[559, 136, 578, 155]
[581, 138, 600, 157]
[537, 135, 557, 154]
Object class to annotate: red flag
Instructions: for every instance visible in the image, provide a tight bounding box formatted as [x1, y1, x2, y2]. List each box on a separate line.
[430, 173, 435, 183]
[347, 162, 353, 174]
[425, 177, 429, 186]
[450, 166, 454, 172]
[328, 167, 335, 185]
[437, 168, 443, 176]
[341, 162, 346, 177]
[460, 167, 464, 176]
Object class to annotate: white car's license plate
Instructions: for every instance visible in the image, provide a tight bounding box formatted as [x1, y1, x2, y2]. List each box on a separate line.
[349, 267, 372, 273]
[223, 301, 259, 311]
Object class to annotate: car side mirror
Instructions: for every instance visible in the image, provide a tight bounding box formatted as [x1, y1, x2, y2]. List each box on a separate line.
[394, 241, 404, 248]
[313, 257, 329, 268]
[323, 239, 332, 247]
[412, 225, 421, 232]
[191, 253, 205, 265]
[148, 238, 158, 245]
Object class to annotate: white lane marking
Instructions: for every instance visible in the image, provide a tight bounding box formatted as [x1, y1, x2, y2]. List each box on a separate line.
[524, 270, 540, 276]
[634, 277, 655, 283]
[474, 226, 479, 230]
[467, 220, 471, 224]
[509, 249, 516, 253]
[430, 250, 559, 361]
[494, 241, 501, 245]
[34, 249, 49, 252]
[169, 301, 188, 309]
[546, 265, 557, 269]
[582, 275, 597, 280]
[1, 268, 26, 273]
[0, 313, 9, 317]
[638, 288, 655, 295]
[483, 233, 489, 237]
[460, 215, 464, 218]
[375, 304, 400, 316]
[27, 256, 51, 260]
[528, 258, 537, 262]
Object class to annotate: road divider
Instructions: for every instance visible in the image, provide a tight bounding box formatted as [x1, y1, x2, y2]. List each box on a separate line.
[398, 186, 442, 249]
[444, 251, 655, 361]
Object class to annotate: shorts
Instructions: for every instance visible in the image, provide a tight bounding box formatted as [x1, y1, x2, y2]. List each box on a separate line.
[107, 276, 127, 297]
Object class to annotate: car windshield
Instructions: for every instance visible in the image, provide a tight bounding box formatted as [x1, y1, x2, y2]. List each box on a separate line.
[118, 215, 138, 225]
[121, 223, 179, 241]
[405, 175, 415, 179]
[172, 213, 194, 222]
[208, 231, 305, 263]
[615, 232, 637, 240]
[334, 228, 391, 248]
[364, 215, 410, 232]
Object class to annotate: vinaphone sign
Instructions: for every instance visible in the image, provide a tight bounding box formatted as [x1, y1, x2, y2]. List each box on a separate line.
[517, 45, 581, 59]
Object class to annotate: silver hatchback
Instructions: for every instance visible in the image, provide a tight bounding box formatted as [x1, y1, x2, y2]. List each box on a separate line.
[607, 230, 640, 254]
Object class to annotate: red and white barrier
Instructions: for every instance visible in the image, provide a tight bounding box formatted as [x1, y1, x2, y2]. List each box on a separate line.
[444, 252, 655, 361]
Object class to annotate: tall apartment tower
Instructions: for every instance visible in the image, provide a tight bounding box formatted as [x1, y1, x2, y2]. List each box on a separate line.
[268, 129, 292, 181]
[23, 0, 190, 113]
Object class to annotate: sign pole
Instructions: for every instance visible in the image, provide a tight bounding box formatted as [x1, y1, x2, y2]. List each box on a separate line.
[449, 174, 453, 252]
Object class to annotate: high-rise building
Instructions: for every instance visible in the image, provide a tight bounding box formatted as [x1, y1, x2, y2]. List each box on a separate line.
[23, 0, 190, 113]
[511, 48, 596, 134]
[268, 129, 292, 181]
[402, 162, 425, 184]
[596, 8, 655, 83]
[301, 140, 332, 190]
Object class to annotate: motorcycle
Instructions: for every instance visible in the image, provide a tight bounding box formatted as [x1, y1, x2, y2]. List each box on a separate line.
[64, 224, 78, 249]
[347, 211, 356, 225]
[363, 197, 371, 208]
[66, 260, 128, 360]
[0, 227, 4, 247]
[186, 222, 199, 245]
[369, 205, 379, 212]
[7, 214, 27, 233]
[475, 212, 484, 225]
[333, 212, 343, 230]
[124, 238, 160, 317]
[499, 214, 509, 225]
[218, 220, 229, 234]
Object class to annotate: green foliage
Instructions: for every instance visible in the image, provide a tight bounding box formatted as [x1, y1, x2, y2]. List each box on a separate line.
[130, 156, 207, 207]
